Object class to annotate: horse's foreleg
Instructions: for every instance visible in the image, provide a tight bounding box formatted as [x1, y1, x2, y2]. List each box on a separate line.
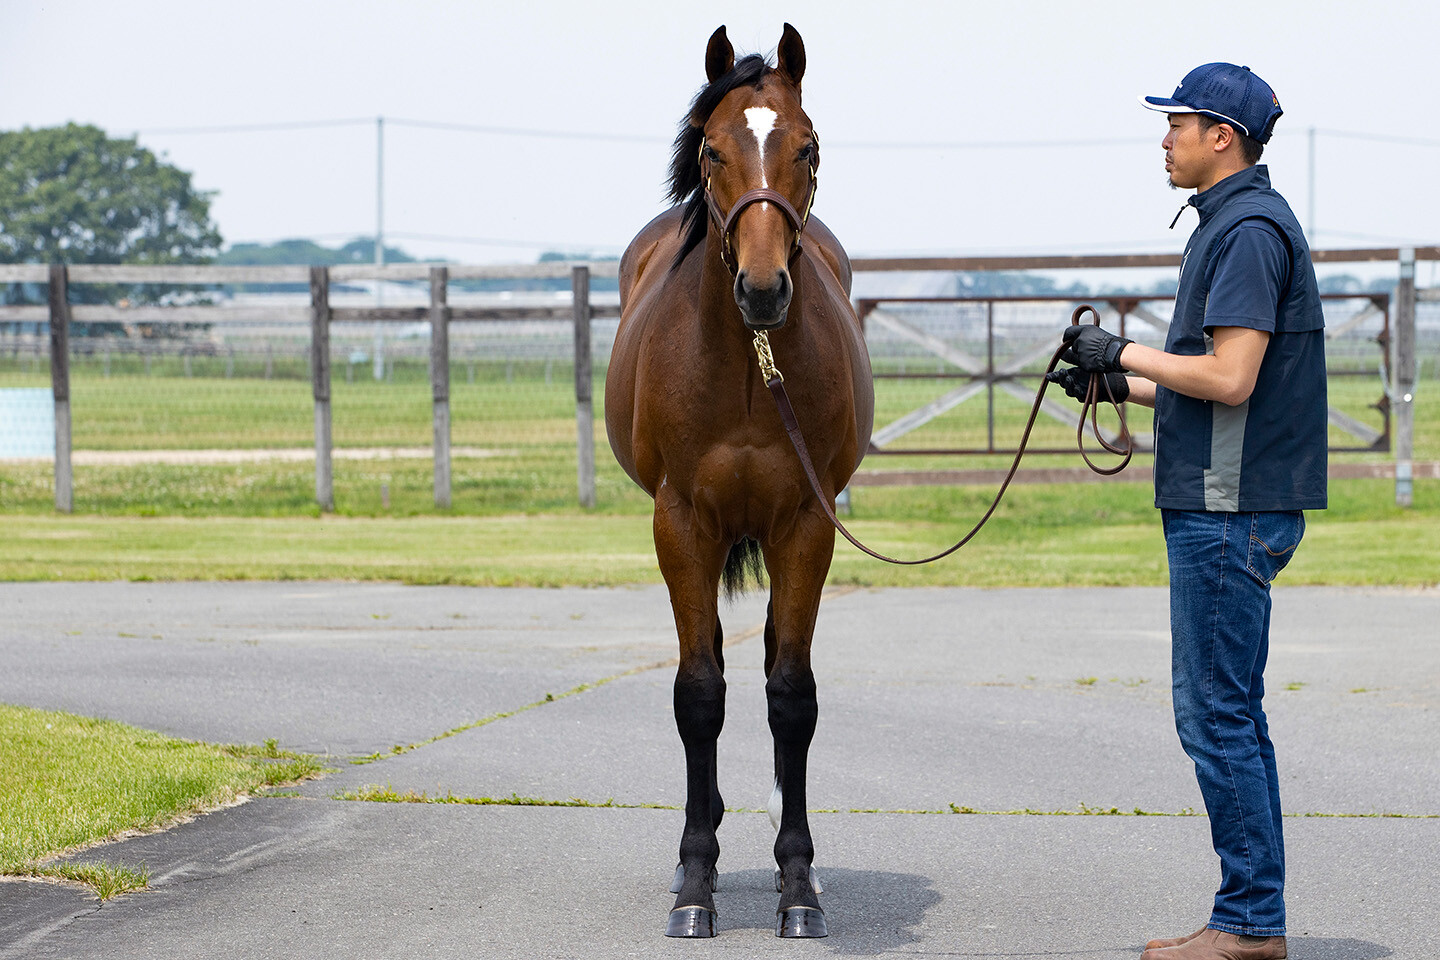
[654, 492, 727, 937]
[763, 512, 834, 938]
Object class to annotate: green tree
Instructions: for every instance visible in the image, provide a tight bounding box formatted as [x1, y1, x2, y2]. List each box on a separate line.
[218, 237, 417, 267]
[0, 123, 221, 305]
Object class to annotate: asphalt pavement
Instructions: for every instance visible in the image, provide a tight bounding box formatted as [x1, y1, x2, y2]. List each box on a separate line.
[1, 582, 1435, 959]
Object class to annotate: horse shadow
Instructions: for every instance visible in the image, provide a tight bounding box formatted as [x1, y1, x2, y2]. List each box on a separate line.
[711, 869, 1392, 959]
[715, 866, 940, 955]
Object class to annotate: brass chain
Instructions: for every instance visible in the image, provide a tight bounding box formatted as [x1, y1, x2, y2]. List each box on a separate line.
[752, 331, 783, 382]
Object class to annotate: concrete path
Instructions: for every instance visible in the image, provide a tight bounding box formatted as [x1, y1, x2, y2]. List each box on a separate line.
[1, 582, 1435, 958]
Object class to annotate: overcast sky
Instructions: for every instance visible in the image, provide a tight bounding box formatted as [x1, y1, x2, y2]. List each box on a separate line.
[3, 0, 1437, 273]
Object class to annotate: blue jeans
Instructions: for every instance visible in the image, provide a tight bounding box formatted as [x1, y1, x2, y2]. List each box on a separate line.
[1162, 508, 1304, 938]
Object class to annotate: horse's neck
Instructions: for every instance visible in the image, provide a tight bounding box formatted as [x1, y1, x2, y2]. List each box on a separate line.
[698, 255, 742, 333]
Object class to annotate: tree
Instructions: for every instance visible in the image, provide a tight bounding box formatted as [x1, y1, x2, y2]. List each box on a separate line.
[0, 123, 221, 305]
[218, 237, 417, 267]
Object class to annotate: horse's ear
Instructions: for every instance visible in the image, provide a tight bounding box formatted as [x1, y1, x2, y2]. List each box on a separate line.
[706, 26, 734, 83]
[776, 23, 805, 92]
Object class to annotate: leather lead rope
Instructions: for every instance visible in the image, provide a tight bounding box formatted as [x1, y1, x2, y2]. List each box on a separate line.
[755, 304, 1133, 565]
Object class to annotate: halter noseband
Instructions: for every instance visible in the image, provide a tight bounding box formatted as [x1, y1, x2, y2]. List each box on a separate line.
[699, 131, 819, 276]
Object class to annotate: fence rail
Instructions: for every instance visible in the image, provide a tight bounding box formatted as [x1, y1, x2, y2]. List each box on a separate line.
[5, 250, 1431, 512]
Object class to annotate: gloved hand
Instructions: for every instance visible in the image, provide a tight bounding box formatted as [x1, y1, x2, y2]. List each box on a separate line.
[1061, 324, 1133, 373]
[1046, 366, 1129, 404]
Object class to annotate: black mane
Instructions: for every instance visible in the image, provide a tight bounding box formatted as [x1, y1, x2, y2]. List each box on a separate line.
[667, 54, 772, 270]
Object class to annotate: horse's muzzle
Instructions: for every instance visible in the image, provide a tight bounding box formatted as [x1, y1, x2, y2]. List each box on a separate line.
[735, 268, 792, 331]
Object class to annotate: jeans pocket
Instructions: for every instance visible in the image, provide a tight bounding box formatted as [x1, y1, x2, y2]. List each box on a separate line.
[1246, 511, 1305, 586]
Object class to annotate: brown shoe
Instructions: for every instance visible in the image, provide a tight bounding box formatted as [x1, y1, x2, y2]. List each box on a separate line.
[1145, 927, 1207, 951]
[1140, 928, 1286, 960]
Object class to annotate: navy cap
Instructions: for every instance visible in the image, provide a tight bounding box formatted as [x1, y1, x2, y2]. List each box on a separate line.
[1140, 63, 1283, 143]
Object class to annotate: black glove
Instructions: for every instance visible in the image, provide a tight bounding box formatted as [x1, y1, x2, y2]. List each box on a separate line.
[1061, 324, 1133, 373]
[1046, 366, 1129, 404]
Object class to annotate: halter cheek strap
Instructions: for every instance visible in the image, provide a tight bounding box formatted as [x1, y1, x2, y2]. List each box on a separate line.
[700, 134, 819, 276]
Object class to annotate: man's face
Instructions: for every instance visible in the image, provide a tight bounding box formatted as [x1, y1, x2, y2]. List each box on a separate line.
[1161, 113, 1215, 190]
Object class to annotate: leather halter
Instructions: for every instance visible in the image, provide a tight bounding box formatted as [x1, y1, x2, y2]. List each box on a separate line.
[699, 132, 819, 276]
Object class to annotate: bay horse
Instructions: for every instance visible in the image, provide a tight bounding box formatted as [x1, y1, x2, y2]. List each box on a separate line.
[605, 23, 873, 939]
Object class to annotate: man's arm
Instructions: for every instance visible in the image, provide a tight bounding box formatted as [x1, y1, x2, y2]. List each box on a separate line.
[1062, 220, 1285, 410]
[1120, 326, 1271, 407]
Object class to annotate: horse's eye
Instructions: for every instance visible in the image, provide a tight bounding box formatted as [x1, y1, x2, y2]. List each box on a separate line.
[703, 145, 721, 163]
[797, 144, 815, 162]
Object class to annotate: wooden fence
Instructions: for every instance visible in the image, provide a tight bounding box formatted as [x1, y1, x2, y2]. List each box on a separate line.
[2, 247, 1433, 512]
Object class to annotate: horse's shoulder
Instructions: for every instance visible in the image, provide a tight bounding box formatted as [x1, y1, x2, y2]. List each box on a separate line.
[802, 215, 852, 296]
[621, 207, 687, 305]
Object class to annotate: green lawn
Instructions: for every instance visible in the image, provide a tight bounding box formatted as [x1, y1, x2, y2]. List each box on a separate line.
[0, 704, 321, 896]
[1, 364, 1435, 586]
[1, 478, 1434, 586]
[0, 365, 1408, 456]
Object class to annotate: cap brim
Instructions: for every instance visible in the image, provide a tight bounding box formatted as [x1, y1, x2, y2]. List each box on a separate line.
[1139, 94, 1196, 113]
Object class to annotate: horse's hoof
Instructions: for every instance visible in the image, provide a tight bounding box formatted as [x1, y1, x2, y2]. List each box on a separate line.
[774, 865, 823, 894]
[776, 906, 827, 938]
[666, 906, 717, 938]
[669, 863, 718, 894]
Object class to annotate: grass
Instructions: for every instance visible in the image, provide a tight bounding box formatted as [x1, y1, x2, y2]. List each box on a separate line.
[331, 788, 1439, 820]
[8, 861, 151, 900]
[0, 704, 322, 897]
[334, 786, 677, 810]
[0, 477, 1435, 586]
[0, 364, 1413, 458]
[1, 363, 1436, 586]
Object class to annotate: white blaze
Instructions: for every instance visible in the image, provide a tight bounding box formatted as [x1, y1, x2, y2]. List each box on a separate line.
[744, 106, 778, 191]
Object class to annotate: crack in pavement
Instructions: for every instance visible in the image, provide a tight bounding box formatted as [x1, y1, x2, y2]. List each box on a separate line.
[347, 585, 862, 767]
[0, 899, 104, 960]
[328, 789, 1440, 820]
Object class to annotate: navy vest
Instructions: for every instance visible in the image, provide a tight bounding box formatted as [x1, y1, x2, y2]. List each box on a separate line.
[1154, 165, 1328, 512]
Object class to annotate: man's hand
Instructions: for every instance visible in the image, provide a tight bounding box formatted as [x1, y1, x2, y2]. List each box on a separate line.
[1046, 366, 1129, 404]
[1061, 324, 1133, 373]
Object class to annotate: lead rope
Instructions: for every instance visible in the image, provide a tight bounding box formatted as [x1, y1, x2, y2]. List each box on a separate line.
[753, 304, 1132, 565]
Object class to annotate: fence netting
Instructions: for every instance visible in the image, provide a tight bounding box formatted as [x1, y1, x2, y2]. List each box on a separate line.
[1, 282, 1433, 514]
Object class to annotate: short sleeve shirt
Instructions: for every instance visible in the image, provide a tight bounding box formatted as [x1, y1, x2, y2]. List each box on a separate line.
[1202, 221, 1290, 334]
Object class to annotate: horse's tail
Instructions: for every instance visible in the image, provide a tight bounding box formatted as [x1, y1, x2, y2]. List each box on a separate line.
[721, 537, 765, 600]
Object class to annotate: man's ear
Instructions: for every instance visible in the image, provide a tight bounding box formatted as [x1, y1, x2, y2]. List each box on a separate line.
[1211, 121, 1236, 153]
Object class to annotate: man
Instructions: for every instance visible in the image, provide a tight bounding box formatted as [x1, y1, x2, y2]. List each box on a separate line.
[1047, 63, 1327, 960]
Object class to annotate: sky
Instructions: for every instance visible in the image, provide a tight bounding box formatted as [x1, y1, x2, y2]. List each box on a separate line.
[2, 0, 1438, 276]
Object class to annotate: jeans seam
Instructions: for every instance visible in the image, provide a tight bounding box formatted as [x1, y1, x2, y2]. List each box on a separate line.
[1209, 511, 1256, 927]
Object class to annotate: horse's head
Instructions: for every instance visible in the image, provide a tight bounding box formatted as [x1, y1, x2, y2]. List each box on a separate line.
[670, 25, 818, 331]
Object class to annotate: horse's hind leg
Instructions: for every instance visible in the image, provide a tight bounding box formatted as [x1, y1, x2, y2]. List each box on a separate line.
[653, 491, 728, 937]
[763, 512, 835, 938]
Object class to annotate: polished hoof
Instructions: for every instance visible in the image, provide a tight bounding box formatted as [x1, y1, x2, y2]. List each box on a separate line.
[669, 863, 718, 894]
[775, 906, 827, 938]
[774, 865, 823, 894]
[666, 905, 717, 938]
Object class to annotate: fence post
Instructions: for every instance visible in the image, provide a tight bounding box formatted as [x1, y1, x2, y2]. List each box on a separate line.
[310, 266, 334, 512]
[572, 265, 596, 509]
[1394, 248, 1416, 507]
[47, 264, 73, 514]
[430, 266, 452, 509]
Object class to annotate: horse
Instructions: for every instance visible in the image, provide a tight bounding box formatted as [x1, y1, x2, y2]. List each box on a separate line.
[605, 23, 874, 939]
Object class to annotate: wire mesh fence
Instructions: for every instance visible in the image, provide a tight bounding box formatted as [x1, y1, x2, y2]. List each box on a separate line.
[1, 262, 1434, 515]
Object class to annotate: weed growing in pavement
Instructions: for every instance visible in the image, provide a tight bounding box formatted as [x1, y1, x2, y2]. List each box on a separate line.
[11, 861, 150, 900]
